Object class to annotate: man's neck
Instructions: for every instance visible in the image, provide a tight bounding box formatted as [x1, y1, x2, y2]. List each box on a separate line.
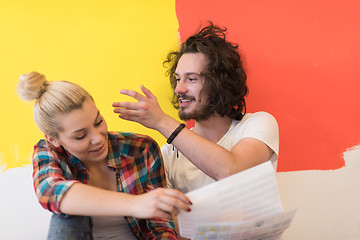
[193, 116, 233, 143]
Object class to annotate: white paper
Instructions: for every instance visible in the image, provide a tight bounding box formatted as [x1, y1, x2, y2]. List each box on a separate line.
[191, 209, 297, 240]
[177, 161, 286, 238]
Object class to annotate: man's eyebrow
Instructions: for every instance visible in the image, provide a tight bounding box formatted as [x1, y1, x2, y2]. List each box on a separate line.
[175, 72, 202, 76]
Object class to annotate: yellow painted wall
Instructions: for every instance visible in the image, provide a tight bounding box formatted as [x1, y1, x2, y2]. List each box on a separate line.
[0, 0, 180, 171]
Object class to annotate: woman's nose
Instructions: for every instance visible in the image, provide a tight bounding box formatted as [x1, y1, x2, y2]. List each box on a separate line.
[91, 130, 103, 145]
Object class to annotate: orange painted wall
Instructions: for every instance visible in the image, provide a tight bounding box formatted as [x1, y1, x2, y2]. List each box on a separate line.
[176, 0, 360, 172]
[1, 1, 359, 173]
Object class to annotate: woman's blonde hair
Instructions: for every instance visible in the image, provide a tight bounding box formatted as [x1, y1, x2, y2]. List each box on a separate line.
[17, 71, 92, 137]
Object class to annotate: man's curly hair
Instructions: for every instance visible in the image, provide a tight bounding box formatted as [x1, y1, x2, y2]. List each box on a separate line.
[164, 22, 248, 121]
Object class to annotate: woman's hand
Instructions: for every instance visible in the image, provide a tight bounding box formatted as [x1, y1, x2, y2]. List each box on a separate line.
[112, 85, 169, 131]
[131, 188, 192, 219]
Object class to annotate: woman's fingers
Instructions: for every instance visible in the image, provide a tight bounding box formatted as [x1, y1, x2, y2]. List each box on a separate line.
[162, 188, 192, 205]
[154, 188, 192, 215]
[159, 195, 191, 215]
[152, 206, 173, 219]
[133, 188, 192, 219]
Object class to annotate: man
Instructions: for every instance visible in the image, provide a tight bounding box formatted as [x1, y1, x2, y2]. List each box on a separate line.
[112, 22, 279, 235]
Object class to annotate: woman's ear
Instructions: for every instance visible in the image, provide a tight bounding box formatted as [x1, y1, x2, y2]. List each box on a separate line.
[45, 134, 61, 147]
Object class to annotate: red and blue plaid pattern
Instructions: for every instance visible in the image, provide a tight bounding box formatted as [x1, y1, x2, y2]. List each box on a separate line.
[32, 131, 176, 239]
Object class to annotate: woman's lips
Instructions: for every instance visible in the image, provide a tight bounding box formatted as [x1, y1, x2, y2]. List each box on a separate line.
[90, 143, 105, 153]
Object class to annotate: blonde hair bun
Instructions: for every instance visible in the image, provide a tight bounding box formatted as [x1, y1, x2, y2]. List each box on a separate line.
[17, 71, 48, 101]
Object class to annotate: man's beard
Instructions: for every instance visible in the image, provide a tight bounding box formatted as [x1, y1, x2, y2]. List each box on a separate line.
[178, 101, 213, 121]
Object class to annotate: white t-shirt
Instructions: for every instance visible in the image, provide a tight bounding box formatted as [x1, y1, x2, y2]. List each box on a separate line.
[161, 111, 279, 193]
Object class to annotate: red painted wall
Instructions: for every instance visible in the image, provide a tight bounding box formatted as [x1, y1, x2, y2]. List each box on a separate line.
[176, 0, 360, 172]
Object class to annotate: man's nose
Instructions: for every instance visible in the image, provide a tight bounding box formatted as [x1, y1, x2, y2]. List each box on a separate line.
[175, 80, 188, 94]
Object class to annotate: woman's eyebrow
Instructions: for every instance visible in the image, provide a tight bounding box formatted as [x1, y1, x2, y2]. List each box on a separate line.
[71, 111, 100, 134]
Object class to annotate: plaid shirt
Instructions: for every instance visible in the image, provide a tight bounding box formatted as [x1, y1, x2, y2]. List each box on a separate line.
[32, 131, 177, 239]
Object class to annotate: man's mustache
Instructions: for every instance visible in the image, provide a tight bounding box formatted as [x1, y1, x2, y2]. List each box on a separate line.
[177, 94, 195, 100]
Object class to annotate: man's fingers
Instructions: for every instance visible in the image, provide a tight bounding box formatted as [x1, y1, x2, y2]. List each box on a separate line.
[119, 89, 146, 101]
[114, 108, 142, 118]
[112, 102, 121, 108]
[112, 101, 142, 111]
[117, 113, 144, 124]
[141, 85, 156, 100]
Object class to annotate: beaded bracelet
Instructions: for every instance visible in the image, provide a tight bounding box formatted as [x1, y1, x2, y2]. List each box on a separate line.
[167, 123, 186, 144]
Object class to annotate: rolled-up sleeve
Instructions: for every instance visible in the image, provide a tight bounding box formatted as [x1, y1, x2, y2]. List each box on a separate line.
[32, 142, 80, 214]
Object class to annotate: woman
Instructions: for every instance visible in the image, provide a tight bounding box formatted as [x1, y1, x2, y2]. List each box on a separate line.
[17, 71, 191, 240]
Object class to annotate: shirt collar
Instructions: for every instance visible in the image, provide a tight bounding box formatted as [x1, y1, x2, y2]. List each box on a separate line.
[106, 132, 122, 168]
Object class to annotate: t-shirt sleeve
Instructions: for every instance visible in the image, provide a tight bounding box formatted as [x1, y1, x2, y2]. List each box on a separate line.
[160, 144, 174, 189]
[242, 112, 279, 157]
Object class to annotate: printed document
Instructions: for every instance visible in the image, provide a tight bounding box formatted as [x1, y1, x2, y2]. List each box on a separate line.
[177, 161, 296, 239]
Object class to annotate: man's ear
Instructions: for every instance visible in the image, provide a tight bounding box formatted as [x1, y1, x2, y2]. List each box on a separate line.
[45, 134, 61, 147]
